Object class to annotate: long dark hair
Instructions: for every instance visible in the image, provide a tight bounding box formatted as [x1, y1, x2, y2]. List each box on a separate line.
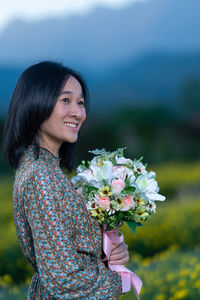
[3, 61, 89, 172]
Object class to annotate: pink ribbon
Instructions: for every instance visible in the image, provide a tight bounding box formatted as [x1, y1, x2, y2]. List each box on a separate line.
[102, 225, 142, 299]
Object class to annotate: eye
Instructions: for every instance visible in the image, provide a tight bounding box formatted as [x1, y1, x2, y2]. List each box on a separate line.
[78, 100, 85, 106]
[62, 97, 70, 103]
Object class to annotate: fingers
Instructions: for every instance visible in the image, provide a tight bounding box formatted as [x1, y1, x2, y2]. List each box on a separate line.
[109, 253, 129, 265]
[109, 248, 129, 261]
[109, 246, 129, 265]
[111, 243, 128, 255]
[111, 242, 128, 251]
[109, 241, 129, 264]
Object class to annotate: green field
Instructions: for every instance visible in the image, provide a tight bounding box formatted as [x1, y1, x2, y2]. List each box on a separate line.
[0, 161, 200, 299]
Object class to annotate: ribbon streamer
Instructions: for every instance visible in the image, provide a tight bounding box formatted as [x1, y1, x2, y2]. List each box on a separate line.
[102, 225, 142, 299]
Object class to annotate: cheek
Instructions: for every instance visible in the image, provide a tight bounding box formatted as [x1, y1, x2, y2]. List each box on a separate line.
[81, 109, 87, 123]
[40, 114, 59, 135]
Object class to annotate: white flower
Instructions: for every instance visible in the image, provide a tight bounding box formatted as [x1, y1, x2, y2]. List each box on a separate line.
[107, 207, 116, 215]
[90, 156, 98, 165]
[126, 167, 134, 177]
[90, 160, 113, 183]
[88, 180, 103, 189]
[110, 199, 121, 211]
[145, 191, 166, 201]
[77, 165, 86, 173]
[135, 174, 165, 202]
[133, 161, 147, 174]
[78, 169, 94, 182]
[147, 171, 156, 179]
[71, 175, 81, 185]
[128, 171, 136, 186]
[75, 148, 166, 224]
[115, 156, 132, 165]
[135, 175, 149, 192]
[86, 201, 98, 211]
[78, 160, 113, 188]
[147, 178, 159, 192]
[147, 200, 157, 213]
[146, 175, 166, 201]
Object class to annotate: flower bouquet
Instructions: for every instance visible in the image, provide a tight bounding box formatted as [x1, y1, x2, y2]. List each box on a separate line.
[71, 148, 166, 298]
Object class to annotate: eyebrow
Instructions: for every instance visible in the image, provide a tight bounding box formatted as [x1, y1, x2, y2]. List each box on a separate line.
[60, 91, 84, 99]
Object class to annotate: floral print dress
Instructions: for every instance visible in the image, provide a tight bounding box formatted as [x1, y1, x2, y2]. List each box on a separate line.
[12, 145, 122, 299]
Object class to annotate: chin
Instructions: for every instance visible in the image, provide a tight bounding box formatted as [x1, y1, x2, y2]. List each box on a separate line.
[64, 136, 78, 144]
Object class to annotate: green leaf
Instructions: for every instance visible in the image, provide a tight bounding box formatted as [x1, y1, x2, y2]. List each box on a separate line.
[125, 177, 130, 189]
[88, 186, 98, 193]
[125, 186, 136, 193]
[126, 221, 144, 234]
[126, 221, 137, 234]
[110, 156, 116, 164]
[136, 222, 144, 227]
[117, 211, 125, 221]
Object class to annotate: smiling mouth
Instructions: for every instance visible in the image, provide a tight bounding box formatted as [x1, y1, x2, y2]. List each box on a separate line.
[64, 122, 78, 128]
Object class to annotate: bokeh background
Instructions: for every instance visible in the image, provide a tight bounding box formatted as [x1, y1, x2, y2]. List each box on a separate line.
[0, 0, 200, 299]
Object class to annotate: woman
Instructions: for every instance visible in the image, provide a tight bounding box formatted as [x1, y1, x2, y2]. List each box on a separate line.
[3, 61, 129, 299]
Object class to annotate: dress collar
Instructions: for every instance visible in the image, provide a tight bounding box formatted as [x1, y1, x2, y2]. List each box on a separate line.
[24, 144, 61, 168]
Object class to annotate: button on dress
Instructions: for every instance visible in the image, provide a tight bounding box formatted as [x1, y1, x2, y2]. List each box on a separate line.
[12, 145, 122, 299]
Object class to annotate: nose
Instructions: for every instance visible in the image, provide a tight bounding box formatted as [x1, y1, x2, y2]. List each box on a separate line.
[69, 102, 82, 119]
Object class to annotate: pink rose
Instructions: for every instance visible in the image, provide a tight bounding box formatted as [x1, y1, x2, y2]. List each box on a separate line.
[95, 195, 110, 210]
[112, 166, 127, 180]
[121, 195, 135, 211]
[111, 179, 125, 194]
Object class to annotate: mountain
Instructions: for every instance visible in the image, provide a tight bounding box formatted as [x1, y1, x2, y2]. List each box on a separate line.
[0, 0, 200, 117]
[0, 66, 23, 115]
[0, 0, 199, 69]
[89, 53, 200, 112]
[1, 53, 200, 117]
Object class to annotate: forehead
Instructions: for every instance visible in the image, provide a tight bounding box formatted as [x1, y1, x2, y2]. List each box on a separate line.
[62, 76, 82, 93]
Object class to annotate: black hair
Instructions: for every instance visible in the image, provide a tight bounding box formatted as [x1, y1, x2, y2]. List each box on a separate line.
[3, 61, 90, 172]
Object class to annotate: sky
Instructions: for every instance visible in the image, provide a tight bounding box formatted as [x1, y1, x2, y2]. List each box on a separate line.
[0, 0, 147, 33]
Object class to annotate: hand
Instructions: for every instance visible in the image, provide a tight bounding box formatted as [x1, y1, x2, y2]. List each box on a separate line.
[109, 241, 129, 265]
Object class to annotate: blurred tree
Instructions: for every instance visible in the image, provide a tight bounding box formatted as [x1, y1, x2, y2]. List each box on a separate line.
[0, 118, 12, 175]
[181, 78, 200, 113]
[77, 104, 200, 165]
[179, 77, 200, 130]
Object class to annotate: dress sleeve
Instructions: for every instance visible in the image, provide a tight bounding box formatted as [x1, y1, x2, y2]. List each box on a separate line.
[23, 167, 122, 299]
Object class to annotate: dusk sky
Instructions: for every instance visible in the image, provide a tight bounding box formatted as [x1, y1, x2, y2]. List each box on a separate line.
[0, 0, 148, 33]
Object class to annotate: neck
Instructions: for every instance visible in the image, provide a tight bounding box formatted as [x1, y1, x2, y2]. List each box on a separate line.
[38, 137, 61, 158]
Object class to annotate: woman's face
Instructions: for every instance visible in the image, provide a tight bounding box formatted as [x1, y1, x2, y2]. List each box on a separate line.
[39, 76, 86, 152]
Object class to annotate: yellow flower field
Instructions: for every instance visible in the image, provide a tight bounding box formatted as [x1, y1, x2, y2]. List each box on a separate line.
[0, 160, 199, 299]
[122, 247, 200, 300]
